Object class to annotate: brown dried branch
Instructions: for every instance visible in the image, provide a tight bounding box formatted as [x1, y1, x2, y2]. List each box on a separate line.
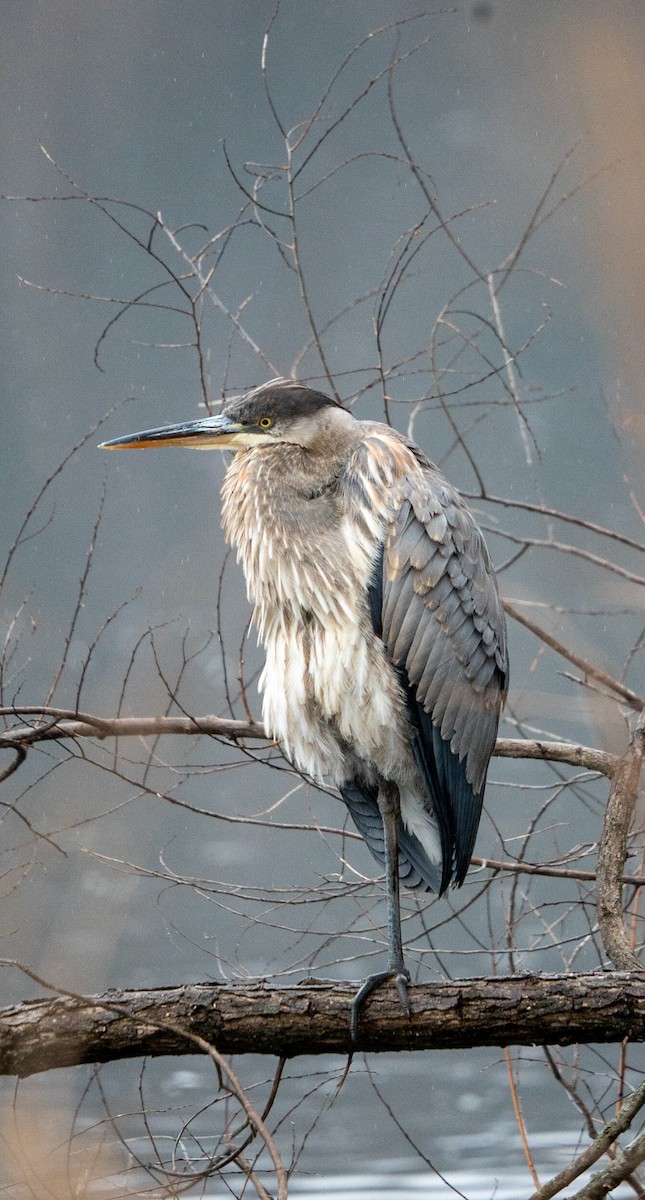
[3, 973, 645, 1078]
[503, 601, 644, 713]
[491, 527, 645, 587]
[569, 1128, 645, 1199]
[161, 1022, 288, 1200]
[470, 855, 645, 890]
[597, 713, 645, 971]
[528, 1077, 645, 1200]
[0, 708, 266, 745]
[0, 707, 616, 777]
[464, 490, 645, 555]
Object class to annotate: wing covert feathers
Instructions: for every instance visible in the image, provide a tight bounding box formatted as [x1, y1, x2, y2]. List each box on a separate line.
[353, 430, 508, 892]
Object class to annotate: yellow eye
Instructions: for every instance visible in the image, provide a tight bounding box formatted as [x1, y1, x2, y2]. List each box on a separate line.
[258, 416, 273, 429]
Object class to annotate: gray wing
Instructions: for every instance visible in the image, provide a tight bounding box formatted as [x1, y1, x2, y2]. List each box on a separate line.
[376, 467, 508, 892]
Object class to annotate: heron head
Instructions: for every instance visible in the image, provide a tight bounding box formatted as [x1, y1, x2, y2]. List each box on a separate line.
[99, 380, 353, 453]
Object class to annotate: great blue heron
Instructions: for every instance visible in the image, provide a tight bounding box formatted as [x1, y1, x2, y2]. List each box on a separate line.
[101, 380, 508, 1032]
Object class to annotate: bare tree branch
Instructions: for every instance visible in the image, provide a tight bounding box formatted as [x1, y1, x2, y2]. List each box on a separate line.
[0, 708, 617, 776]
[503, 601, 644, 712]
[3, 974, 645, 1078]
[570, 1127, 645, 1200]
[597, 713, 645, 971]
[0, 709, 266, 745]
[528, 1078, 645, 1200]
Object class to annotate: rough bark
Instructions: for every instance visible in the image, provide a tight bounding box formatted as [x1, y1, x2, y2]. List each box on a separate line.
[596, 713, 645, 971]
[3, 973, 645, 1078]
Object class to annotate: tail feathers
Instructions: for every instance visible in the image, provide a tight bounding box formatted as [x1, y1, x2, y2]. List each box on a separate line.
[340, 780, 442, 893]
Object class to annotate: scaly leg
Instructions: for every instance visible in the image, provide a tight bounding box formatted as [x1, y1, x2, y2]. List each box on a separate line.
[350, 780, 411, 1040]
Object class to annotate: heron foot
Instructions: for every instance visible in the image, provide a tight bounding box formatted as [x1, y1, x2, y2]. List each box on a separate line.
[349, 966, 411, 1042]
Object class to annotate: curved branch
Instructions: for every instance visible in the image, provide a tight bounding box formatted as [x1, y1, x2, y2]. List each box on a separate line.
[0, 744, 26, 783]
[3, 973, 645, 1078]
[463, 490, 645, 555]
[597, 713, 645, 971]
[165, 1021, 288, 1200]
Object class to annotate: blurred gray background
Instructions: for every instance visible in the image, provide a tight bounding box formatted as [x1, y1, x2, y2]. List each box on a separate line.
[1, 2, 644, 1195]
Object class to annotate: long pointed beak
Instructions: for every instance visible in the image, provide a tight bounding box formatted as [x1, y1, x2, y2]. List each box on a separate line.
[99, 413, 245, 450]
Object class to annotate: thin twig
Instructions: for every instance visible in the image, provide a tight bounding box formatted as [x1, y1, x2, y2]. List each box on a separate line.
[463, 491, 645, 555]
[503, 601, 644, 713]
[505, 1046, 541, 1188]
[164, 1025, 289, 1200]
[487, 273, 535, 465]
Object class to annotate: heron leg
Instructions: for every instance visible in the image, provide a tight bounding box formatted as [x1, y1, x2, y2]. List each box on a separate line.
[350, 780, 411, 1041]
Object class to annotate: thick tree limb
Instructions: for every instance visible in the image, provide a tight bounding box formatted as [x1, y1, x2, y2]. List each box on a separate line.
[3, 973, 645, 1078]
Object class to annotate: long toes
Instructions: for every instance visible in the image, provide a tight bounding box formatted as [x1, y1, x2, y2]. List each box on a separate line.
[349, 968, 412, 1041]
[349, 971, 390, 1042]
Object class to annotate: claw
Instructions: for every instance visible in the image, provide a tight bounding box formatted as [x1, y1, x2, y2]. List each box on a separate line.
[395, 970, 411, 1018]
[349, 966, 412, 1041]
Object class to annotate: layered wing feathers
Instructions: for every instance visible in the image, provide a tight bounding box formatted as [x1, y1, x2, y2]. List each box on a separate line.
[385, 469, 506, 773]
[344, 430, 508, 893]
